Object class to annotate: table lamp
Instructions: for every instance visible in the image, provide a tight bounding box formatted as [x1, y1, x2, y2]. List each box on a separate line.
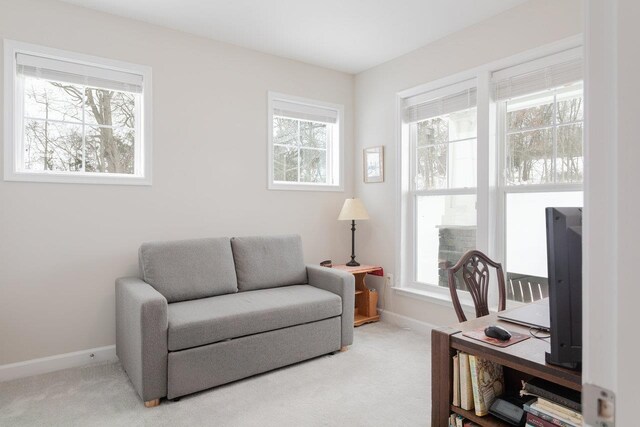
[338, 198, 370, 266]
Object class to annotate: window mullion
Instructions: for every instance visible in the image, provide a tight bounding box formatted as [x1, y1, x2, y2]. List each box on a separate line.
[552, 92, 558, 183]
[81, 86, 86, 172]
[296, 120, 301, 183]
[409, 124, 418, 191]
[17, 75, 26, 171]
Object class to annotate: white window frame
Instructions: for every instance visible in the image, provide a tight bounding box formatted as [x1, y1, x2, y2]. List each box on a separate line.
[267, 91, 344, 192]
[394, 35, 583, 311]
[401, 78, 479, 306]
[3, 39, 152, 185]
[495, 85, 584, 303]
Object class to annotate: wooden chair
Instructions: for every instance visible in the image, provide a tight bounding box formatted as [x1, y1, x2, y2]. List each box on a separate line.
[447, 249, 506, 322]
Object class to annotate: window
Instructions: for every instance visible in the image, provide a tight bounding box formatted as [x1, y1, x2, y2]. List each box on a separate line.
[402, 81, 477, 291]
[494, 50, 584, 303]
[268, 92, 343, 191]
[398, 45, 584, 307]
[4, 40, 151, 185]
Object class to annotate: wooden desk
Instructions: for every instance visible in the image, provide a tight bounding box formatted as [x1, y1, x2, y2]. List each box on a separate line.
[431, 312, 581, 426]
[332, 264, 382, 326]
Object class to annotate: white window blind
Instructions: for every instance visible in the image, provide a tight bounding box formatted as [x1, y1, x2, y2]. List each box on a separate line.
[16, 53, 144, 93]
[492, 48, 583, 101]
[272, 99, 338, 124]
[403, 86, 477, 123]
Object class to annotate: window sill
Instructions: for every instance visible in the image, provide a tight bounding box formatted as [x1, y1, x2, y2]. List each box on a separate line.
[268, 182, 344, 192]
[392, 286, 477, 312]
[393, 286, 525, 315]
[4, 171, 151, 186]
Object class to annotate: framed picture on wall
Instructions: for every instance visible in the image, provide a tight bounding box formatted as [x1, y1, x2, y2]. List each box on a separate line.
[363, 146, 384, 183]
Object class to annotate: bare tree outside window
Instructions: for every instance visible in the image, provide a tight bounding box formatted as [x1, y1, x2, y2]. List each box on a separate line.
[23, 76, 137, 174]
[416, 117, 448, 189]
[505, 84, 583, 185]
[273, 117, 328, 184]
[414, 109, 477, 191]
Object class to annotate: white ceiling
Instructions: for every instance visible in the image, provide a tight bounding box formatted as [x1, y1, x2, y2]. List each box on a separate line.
[60, 0, 528, 74]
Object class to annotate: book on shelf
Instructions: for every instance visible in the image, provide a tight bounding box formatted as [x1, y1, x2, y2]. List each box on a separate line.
[536, 398, 583, 422]
[452, 353, 460, 406]
[459, 353, 474, 411]
[520, 378, 581, 412]
[468, 354, 504, 417]
[449, 413, 480, 427]
[526, 412, 566, 427]
[524, 401, 582, 427]
[533, 401, 582, 425]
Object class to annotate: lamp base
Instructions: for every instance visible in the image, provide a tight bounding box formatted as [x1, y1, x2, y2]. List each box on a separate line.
[346, 260, 360, 267]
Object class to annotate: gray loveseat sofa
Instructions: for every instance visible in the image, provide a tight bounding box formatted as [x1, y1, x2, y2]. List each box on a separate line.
[116, 235, 354, 406]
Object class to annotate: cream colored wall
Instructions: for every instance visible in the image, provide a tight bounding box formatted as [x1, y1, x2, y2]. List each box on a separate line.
[0, 0, 354, 365]
[354, 0, 583, 327]
[615, 2, 640, 422]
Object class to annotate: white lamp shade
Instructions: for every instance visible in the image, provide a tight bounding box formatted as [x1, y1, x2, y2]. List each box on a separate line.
[338, 198, 370, 221]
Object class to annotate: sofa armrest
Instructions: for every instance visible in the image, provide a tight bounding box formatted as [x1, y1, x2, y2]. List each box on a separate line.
[306, 265, 355, 347]
[115, 277, 168, 402]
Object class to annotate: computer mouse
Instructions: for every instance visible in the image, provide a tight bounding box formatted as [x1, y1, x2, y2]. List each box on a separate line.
[484, 325, 512, 341]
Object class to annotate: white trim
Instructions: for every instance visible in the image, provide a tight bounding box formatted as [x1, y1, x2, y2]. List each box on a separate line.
[582, 0, 617, 392]
[268, 182, 344, 192]
[394, 94, 406, 291]
[491, 46, 583, 81]
[412, 187, 476, 197]
[403, 79, 476, 107]
[3, 39, 152, 186]
[379, 309, 438, 335]
[503, 183, 583, 194]
[0, 345, 117, 383]
[267, 91, 344, 192]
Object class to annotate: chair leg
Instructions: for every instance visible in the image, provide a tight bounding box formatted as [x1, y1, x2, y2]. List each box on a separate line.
[144, 399, 160, 408]
[340, 346, 348, 352]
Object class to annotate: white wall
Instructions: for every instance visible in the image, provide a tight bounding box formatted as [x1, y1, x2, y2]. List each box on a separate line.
[354, 0, 583, 326]
[584, 0, 640, 424]
[614, 2, 640, 422]
[0, 0, 354, 365]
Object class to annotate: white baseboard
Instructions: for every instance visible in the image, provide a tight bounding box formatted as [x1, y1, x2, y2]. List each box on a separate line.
[0, 345, 117, 383]
[379, 309, 438, 335]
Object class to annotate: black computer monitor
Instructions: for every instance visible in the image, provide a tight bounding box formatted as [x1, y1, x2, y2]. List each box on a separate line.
[545, 207, 582, 370]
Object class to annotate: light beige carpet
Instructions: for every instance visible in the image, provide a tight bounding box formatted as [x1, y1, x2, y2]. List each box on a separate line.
[0, 322, 431, 427]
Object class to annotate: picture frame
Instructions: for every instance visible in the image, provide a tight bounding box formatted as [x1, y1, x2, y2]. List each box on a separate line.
[363, 146, 384, 183]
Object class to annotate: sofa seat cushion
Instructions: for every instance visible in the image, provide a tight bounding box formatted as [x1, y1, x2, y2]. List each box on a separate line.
[167, 285, 342, 351]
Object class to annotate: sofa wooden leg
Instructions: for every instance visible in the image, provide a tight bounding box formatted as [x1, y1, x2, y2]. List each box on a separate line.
[144, 399, 160, 408]
[340, 346, 348, 352]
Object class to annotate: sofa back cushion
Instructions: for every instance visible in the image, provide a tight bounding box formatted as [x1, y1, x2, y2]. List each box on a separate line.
[139, 237, 238, 303]
[231, 235, 307, 291]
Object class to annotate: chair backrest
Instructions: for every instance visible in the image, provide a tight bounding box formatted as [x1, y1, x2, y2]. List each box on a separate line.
[447, 249, 506, 322]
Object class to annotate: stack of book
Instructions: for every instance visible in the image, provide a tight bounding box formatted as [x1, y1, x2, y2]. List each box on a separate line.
[521, 378, 583, 427]
[450, 351, 505, 424]
[448, 413, 480, 427]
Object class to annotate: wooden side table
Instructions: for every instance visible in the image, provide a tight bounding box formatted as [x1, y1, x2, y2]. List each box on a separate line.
[332, 264, 383, 326]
